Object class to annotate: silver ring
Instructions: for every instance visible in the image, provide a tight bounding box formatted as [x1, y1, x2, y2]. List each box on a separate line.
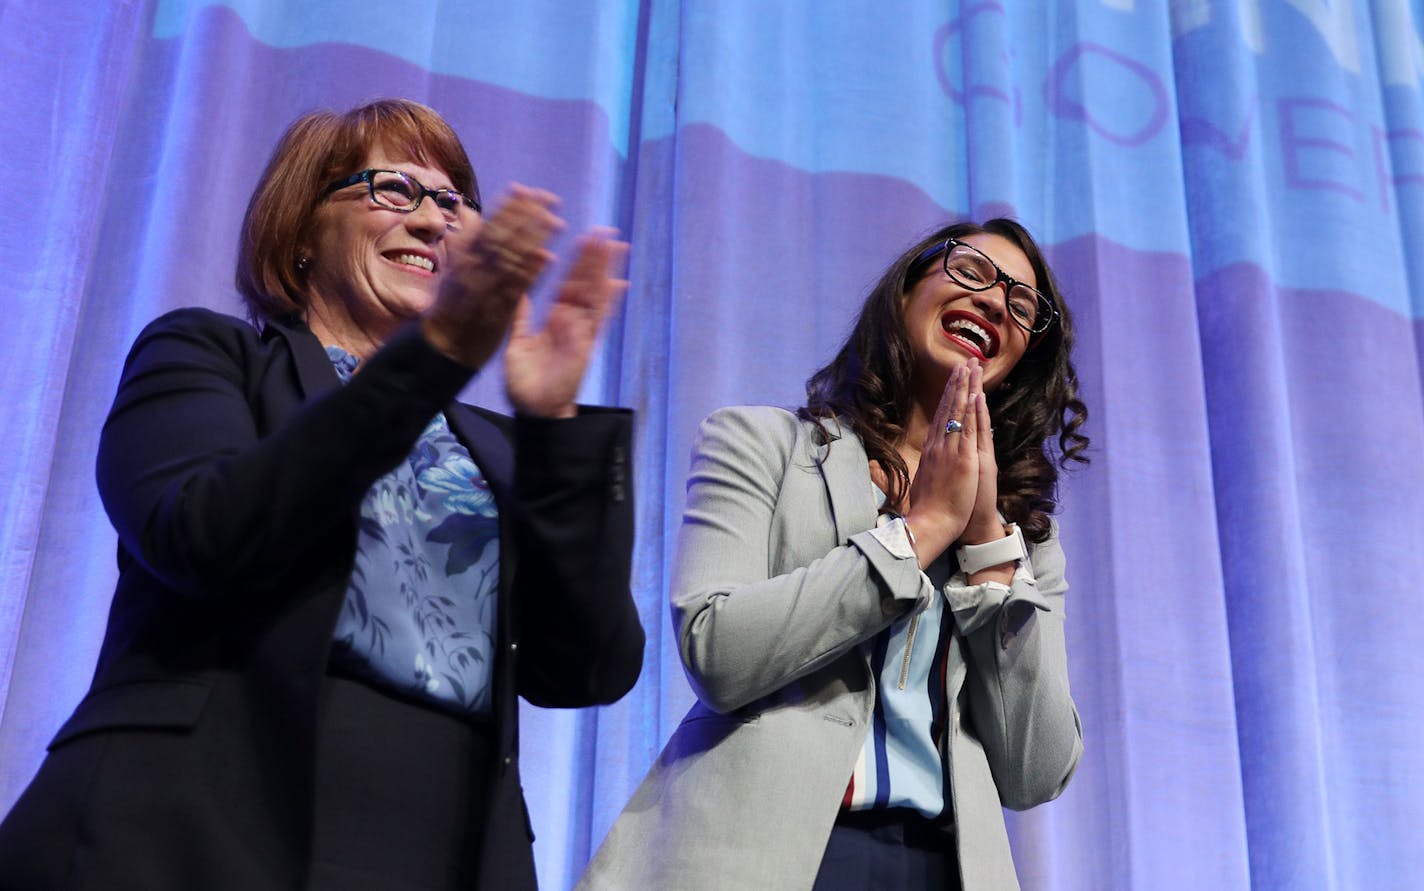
[945, 418, 964, 434]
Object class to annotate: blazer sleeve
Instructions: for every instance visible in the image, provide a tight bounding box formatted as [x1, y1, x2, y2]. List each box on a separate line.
[671, 406, 930, 714]
[96, 309, 472, 598]
[948, 520, 1083, 809]
[508, 409, 645, 707]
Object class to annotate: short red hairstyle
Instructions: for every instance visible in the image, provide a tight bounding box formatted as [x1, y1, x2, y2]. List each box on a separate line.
[235, 98, 479, 321]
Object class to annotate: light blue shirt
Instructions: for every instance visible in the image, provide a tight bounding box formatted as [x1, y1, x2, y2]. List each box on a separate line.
[325, 345, 500, 717]
[843, 507, 956, 820]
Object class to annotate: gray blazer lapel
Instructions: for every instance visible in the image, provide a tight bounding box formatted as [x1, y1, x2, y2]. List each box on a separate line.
[810, 417, 880, 544]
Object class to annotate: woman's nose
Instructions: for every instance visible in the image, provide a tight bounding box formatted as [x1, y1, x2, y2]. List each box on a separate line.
[405, 197, 448, 240]
[972, 285, 1009, 322]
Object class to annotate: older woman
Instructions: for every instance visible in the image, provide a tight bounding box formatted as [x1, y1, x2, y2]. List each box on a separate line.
[579, 220, 1087, 890]
[0, 99, 643, 890]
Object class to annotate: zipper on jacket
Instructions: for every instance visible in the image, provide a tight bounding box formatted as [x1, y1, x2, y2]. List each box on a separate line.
[897, 611, 922, 690]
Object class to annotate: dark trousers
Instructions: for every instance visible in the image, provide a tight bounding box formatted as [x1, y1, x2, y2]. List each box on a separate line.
[811, 809, 961, 891]
[307, 675, 493, 891]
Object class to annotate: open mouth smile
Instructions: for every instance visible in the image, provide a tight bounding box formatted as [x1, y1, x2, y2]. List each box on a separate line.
[940, 309, 1000, 360]
[385, 250, 437, 274]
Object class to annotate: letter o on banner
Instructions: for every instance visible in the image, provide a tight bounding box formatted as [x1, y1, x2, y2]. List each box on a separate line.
[1044, 42, 1170, 148]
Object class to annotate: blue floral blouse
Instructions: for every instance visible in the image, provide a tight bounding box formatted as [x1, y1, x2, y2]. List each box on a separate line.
[325, 345, 499, 717]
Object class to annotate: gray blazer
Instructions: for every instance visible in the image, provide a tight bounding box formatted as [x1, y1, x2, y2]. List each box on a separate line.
[579, 406, 1082, 890]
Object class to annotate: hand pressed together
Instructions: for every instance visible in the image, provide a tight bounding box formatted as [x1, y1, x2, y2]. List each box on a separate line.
[902, 360, 1006, 570]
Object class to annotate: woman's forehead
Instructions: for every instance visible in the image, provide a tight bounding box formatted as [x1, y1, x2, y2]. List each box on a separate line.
[362, 144, 452, 185]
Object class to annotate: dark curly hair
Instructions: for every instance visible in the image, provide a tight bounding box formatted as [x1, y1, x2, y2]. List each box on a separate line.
[799, 219, 1089, 543]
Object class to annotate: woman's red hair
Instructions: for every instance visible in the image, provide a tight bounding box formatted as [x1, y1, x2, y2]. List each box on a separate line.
[235, 98, 478, 321]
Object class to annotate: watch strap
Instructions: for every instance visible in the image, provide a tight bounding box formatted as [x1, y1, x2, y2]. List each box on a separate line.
[956, 523, 1027, 575]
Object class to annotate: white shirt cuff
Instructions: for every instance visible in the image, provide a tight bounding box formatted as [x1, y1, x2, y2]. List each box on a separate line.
[869, 515, 917, 560]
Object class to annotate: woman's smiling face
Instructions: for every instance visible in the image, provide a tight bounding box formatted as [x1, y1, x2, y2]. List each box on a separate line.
[901, 231, 1036, 394]
[303, 147, 480, 344]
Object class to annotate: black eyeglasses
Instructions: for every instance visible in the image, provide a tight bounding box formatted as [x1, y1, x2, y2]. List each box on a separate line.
[322, 169, 481, 226]
[912, 238, 1058, 335]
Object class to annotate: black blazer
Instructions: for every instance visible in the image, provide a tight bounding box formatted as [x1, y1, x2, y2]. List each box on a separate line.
[0, 309, 644, 890]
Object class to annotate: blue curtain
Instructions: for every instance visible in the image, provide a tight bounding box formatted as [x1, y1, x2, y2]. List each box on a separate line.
[4, 1, 1423, 888]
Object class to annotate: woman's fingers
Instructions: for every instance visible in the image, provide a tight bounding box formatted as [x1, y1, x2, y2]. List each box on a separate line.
[541, 232, 629, 350]
[505, 189, 563, 254]
[904, 360, 984, 557]
[421, 184, 569, 369]
[952, 362, 974, 442]
[508, 293, 533, 341]
[558, 230, 628, 315]
[975, 377, 994, 455]
[958, 363, 1006, 547]
[927, 362, 970, 449]
[502, 228, 629, 418]
[931, 359, 975, 449]
[475, 185, 564, 286]
[962, 362, 985, 442]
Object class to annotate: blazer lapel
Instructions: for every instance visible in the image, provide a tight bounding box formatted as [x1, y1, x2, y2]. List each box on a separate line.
[262, 315, 342, 400]
[812, 416, 879, 544]
[262, 314, 512, 495]
[444, 407, 512, 503]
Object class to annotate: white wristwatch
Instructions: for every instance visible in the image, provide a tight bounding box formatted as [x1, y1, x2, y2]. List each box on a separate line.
[955, 524, 1027, 575]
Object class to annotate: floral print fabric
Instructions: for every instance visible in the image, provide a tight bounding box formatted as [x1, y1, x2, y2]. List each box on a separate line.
[326, 345, 499, 716]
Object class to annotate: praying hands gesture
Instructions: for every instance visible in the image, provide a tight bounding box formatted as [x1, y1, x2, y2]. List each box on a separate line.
[902, 360, 1007, 573]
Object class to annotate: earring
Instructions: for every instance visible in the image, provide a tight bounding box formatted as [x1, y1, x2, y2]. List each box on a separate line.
[296, 255, 311, 271]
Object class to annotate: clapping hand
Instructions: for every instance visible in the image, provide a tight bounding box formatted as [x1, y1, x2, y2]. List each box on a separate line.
[504, 228, 628, 418]
[421, 184, 564, 371]
[419, 185, 628, 419]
